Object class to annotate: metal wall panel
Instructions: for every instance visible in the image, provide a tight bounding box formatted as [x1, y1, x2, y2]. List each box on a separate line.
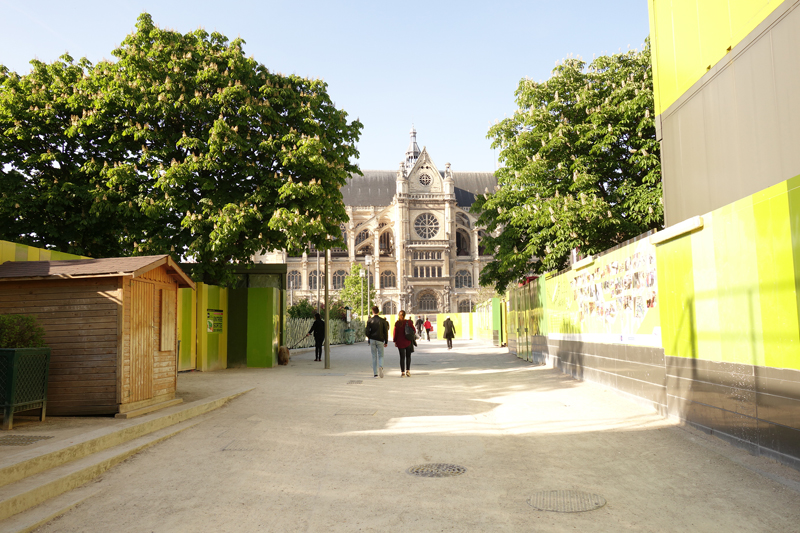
[660, 2, 800, 225]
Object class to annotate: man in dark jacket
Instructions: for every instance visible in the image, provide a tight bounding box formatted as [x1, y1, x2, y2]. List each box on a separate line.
[443, 317, 456, 350]
[307, 313, 325, 361]
[365, 306, 389, 378]
[415, 316, 424, 337]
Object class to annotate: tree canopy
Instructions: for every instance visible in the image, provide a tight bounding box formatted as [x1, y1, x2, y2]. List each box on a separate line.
[472, 42, 661, 293]
[0, 13, 362, 284]
[337, 263, 375, 317]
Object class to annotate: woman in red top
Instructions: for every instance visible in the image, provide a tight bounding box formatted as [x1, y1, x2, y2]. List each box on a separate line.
[423, 318, 432, 341]
[393, 310, 415, 377]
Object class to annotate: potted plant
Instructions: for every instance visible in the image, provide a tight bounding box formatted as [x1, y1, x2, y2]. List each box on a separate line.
[0, 314, 51, 430]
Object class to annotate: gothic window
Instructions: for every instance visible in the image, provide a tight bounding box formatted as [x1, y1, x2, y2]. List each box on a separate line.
[382, 300, 397, 315]
[355, 229, 370, 246]
[331, 225, 347, 255]
[425, 266, 431, 278]
[380, 270, 396, 288]
[437, 267, 442, 277]
[457, 213, 470, 228]
[379, 230, 393, 254]
[418, 173, 432, 186]
[332, 270, 347, 290]
[456, 230, 470, 256]
[455, 270, 472, 288]
[418, 292, 437, 312]
[288, 270, 302, 289]
[458, 300, 472, 312]
[414, 213, 439, 239]
[309, 270, 319, 290]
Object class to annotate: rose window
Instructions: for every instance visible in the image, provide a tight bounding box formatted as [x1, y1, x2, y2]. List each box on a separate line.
[414, 213, 439, 239]
[419, 173, 432, 186]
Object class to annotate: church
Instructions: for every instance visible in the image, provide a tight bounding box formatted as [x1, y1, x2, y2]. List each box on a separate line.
[256, 128, 497, 315]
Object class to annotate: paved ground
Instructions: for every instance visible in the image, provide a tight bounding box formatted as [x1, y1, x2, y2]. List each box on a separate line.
[33, 339, 800, 532]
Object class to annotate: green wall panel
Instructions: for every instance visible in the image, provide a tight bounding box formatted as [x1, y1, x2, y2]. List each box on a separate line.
[227, 288, 249, 368]
[656, 232, 697, 359]
[247, 287, 278, 368]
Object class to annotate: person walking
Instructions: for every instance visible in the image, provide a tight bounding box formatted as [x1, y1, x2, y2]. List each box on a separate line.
[393, 310, 415, 377]
[443, 317, 456, 350]
[365, 306, 388, 378]
[423, 318, 432, 341]
[306, 313, 325, 361]
[415, 316, 424, 337]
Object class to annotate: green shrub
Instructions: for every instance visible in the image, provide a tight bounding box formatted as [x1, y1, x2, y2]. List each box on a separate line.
[0, 314, 47, 349]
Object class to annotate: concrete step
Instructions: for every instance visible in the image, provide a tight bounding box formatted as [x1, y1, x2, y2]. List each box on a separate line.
[114, 398, 184, 419]
[0, 418, 200, 529]
[0, 387, 252, 490]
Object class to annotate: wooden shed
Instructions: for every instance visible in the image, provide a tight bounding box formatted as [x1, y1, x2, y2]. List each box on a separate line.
[0, 255, 195, 417]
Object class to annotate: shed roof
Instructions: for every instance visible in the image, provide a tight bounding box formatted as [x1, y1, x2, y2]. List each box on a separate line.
[0, 255, 195, 289]
[341, 170, 496, 208]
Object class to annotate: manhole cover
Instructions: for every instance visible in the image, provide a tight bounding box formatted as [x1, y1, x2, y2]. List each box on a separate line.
[407, 463, 466, 478]
[0, 435, 54, 446]
[527, 490, 606, 513]
[347, 380, 362, 384]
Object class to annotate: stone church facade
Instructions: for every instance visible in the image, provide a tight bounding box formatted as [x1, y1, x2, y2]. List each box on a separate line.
[256, 128, 497, 315]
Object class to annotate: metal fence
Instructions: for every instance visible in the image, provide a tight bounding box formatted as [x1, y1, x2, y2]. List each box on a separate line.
[286, 317, 365, 349]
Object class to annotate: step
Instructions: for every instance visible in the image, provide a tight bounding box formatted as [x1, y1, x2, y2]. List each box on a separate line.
[0, 418, 200, 528]
[114, 398, 184, 419]
[0, 387, 253, 490]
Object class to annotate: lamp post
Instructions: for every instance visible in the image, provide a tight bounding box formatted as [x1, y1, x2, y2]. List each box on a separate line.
[359, 269, 365, 318]
[365, 254, 372, 315]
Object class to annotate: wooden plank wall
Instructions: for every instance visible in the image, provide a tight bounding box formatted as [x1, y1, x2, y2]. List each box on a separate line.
[120, 266, 178, 406]
[0, 279, 120, 415]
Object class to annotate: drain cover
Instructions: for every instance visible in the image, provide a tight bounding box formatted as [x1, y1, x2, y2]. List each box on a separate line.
[407, 463, 466, 478]
[0, 435, 53, 446]
[527, 490, 606, 513]
[347, 380, 363, 384]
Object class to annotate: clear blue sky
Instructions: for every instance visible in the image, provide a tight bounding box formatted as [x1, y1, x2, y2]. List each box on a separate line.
[0, 0, 650, 172]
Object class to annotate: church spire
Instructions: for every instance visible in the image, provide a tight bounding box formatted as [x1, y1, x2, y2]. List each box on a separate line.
[403, 125, 421, 173]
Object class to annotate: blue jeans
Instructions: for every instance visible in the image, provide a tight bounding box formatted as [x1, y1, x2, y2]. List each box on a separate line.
[369, 339, 384, 375]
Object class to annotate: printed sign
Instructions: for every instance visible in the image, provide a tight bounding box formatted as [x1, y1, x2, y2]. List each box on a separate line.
[207, 309, 224, 333]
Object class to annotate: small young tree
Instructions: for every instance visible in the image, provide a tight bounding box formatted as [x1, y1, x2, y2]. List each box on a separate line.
[287, 298, 316, 319]
[338, 264, 375, 317]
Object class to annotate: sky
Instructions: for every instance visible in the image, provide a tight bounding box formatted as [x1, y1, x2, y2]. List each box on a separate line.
[0, 0, 651, 172]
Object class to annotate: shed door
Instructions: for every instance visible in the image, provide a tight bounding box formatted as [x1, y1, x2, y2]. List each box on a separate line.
[131, 280, 155, 402]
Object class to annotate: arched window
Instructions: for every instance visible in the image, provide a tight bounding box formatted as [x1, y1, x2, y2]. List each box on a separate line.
[414, 213, 439, 239]
[455, 270, 472, 288]
[456, 230, 470, 256]
[355, 229, 370, 246]
[379, 230, 393, 255]
[308, 270, 319, 290]
[458, 300, 472, 312]
[382, 300, 397, 315]
[332, 270, 347, 290]
[288, 270, 302, 289]
[380, 270, 396, 288]
[418, 292, 437, 312]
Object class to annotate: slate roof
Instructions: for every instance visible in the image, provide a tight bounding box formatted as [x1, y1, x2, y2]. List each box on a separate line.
[341, 170, 496, 209]
[0, 255, 195, 288]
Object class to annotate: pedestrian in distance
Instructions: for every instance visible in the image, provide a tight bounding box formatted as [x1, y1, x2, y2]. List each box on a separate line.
[423, 317, 432, 341]
[393, 310, 415, 377]
[443, 316, 456, 350]
[306, 313, 325, 361]
[365, 306, 389, 378]
[415, 316, 424, 337]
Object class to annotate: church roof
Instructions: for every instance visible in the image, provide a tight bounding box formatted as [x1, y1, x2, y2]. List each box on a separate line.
[341, 170, 496, 209]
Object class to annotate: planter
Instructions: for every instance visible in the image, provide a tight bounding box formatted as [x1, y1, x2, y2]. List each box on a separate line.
[0, 347, 51, 430]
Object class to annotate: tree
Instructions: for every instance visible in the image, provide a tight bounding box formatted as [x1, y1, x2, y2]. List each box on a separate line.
[473, 42, 661, 293]
[0, 13, 362, 285]
[337, 264, 375, 317]
[288, 298, 316, 319]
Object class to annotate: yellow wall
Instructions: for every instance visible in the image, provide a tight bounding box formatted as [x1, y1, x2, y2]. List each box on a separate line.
[195, 282, 228, 371]
[648, 0, 786, 115]
[0, 240, 88, 263]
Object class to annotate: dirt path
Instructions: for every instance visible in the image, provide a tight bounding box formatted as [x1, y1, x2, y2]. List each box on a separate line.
[35, 339, 800, 532]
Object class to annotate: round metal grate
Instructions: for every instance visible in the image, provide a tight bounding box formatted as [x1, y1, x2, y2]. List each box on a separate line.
[527, 490, 606, 513]
[407, 463, 466, 478]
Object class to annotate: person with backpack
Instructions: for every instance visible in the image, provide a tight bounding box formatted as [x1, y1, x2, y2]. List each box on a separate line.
[365, 306, 389, 378]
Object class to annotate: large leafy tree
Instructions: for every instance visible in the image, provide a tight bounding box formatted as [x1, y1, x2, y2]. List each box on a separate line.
[473, 42, 661, 293]
[0, 13, 361, 284]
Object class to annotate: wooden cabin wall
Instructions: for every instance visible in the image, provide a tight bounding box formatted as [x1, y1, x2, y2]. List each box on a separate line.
[0, 278, 120, 415]
[121, 265, 178, 407]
